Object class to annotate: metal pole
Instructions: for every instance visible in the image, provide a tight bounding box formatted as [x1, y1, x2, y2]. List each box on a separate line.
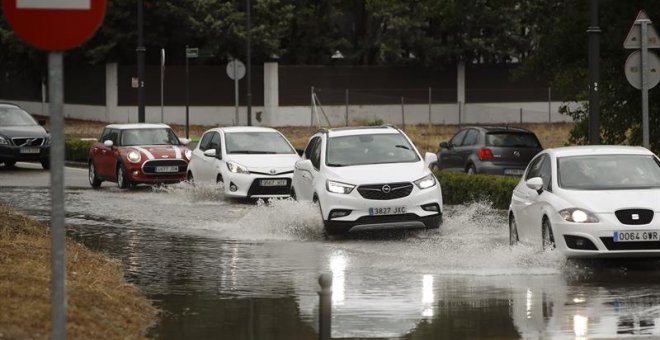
[48, 51, 67, 340]
[401, 97, 405, 130]
[548, 87, 552, 123]
[520, 108, 523, 124]
[428, 87, 432, 126]
[185, 45, 190, 139]
[41, 77, 46, 116]
[246, 0, 252, 126]
[234, 61, 240, 126]
[640, 20, 651, 148]
[137, 0, 145, 123]
[587, 0, 601, 144]
[345, 88, 349, 126]
[311, 86, 314, 126]
[318, 274, 332, 340]
[160, 49, 165, 123]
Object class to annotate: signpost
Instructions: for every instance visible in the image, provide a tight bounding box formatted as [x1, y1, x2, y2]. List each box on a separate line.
[185, 46, 198, 138]
[624, 10, 659, 148]
[2, 1, 107, 339]
[160, 48, 165, 123]
[226, 59, 246, 125]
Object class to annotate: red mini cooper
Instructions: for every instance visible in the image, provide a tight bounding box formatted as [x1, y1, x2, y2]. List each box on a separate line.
[88, 123, 191, 189]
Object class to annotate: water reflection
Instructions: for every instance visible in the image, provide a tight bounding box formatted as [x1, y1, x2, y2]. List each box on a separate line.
[330, 251, 346, 305]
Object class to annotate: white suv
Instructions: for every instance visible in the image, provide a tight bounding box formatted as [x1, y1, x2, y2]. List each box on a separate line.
[292, 126, 443, 235]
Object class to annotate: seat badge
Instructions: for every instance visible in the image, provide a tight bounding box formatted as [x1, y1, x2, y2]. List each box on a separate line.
[513, 151, 520, 157]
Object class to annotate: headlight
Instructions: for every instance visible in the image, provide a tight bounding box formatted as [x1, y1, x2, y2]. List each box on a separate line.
[127, 151, 141, 163]
[184, 149, 192, 160]
[44, 134, 51, 145]
[0, 136, 8, 145]
[414, 174, 436, 189]
[227, 161, 250, 174]
[326, 180, 355, 194]
[559, 208, 599, 223]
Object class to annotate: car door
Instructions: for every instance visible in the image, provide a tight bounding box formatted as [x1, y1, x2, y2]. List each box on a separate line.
[97, 129, 119, 178]
[191, 131, 214, 181]
[90, 128, 110, 177]
[525, 155, 553, 245]
[294, 136, 321, 201]
[456, 128, 479, 170]
[439, 129, 468, 170]
[514, 154, 547, 242]
[198, 131, 222, 183]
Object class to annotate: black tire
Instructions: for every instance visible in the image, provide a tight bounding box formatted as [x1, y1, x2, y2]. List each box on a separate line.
[4, 160, 16, 168]
[509, 214, 519, 246]
[290, 187, 297, 200]
[187, 171, 195, 185]
[88, 162, 102, 189]
[466, 163, 476, 175]
[117, 163, 130, 189]
[542, 218, 555, 251]
[40, 159, 50, 170]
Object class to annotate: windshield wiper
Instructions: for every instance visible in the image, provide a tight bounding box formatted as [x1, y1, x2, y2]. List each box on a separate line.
[229, 150, 278, 154]
[326, 163, 348, 167]
[395, 144, 411, 150]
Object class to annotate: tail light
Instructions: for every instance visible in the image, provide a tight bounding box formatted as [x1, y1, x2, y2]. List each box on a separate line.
[479, 147, 493, 160]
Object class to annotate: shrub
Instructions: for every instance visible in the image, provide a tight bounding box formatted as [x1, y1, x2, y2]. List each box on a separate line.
[434, 170, 520, 210]
[65, 138, 96, 163]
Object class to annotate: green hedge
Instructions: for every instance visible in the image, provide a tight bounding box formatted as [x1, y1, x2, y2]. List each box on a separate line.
[433, 170, 520, 209]
[65, 139, 96, 163]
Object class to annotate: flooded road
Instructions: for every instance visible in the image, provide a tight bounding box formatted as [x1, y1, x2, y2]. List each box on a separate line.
[2, 183, 660, 339]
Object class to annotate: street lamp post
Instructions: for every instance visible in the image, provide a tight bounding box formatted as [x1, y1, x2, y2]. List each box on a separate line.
[588, 0, 601, 145]
[137, 0, 145, 123]
[246, 0, 252, 126]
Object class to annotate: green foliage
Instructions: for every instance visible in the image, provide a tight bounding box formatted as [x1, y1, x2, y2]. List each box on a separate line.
[434, 170, 519, 210]
[65, 139, 96, 163]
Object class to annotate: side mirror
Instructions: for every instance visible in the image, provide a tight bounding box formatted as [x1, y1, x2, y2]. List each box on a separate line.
[295, 159, 314, 172]
[440, 142, 449, 149]
[203, 149, 218, 158]
[179, 138, 191, 146]
[37, 119, 46, 126]
[424, 152, 438, 168]
[103, 140, 113, 147]
[526, 177, 544, 193]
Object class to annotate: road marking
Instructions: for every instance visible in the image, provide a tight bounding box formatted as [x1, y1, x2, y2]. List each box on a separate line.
[16, 0, 90, 10]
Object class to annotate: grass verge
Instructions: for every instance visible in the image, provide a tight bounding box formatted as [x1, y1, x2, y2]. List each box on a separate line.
[0, 204, 157, 339]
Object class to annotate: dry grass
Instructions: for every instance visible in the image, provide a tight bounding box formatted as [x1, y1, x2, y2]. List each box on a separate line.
[56, 117, 574, 154]
[0, 204, 157, 339]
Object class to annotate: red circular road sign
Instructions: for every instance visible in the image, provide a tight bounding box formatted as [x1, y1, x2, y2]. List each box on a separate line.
[2, 0, 106, 51]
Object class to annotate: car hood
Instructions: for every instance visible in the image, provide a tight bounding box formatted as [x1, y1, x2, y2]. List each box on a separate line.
[0, 125, 47, 138]
[127, 145, 188, 160]
[559, 188, 660, 213]
[325, 161, 430, 185]
[227, 154, 300, 173]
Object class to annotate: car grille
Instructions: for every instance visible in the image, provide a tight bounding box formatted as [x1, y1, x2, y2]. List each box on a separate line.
[615, 209, 654, 225]
[600, 237, 660, 251]
[141, 159, 188, 174]
[12, 137, 44, 147]
[247, 178, 291, 196]
[357, 182, 413, 200]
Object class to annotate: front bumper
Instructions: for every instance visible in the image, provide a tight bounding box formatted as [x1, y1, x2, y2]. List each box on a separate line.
[552, 214, 660, 258]
[223, 172, 294, 198]
[0, 145, 49, 162]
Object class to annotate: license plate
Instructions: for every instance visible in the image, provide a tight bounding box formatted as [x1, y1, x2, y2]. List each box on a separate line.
[504, 169, 524, 176]
[614, 231, 660, 242]
[20, 147, 40, 154]
[260, 179, 287, 186]
[369, 206, 406, 216]
[155, 166, 179, 173]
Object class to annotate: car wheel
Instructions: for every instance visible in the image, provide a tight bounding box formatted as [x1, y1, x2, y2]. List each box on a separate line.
[290, 187, 297, 200]
[41, 159, 50, 170]
[117, 163, 130, 189]
[542, 218, 555, 251]
[4, 160, 16, 168]
[466, 163, 476, 175]
[187, 171, 194, 185]
[88, 162, 102, 189]
[509, 214, 519, 246]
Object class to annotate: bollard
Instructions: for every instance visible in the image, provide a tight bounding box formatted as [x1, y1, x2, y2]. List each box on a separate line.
[318, 273, 333, 340]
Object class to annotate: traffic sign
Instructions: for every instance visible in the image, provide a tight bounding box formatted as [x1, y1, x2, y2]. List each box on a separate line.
[624, 10, 660, 49]
[2, 0, 107, 51]
[186, 47, 199, 58]
[625, 50, 660, 90]
[226, 59, 246, 80]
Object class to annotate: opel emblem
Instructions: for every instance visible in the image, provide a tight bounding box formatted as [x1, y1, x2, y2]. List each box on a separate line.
[269, 169, 277, 175]
[632, 214, 640, 220]
[513, 151, 520, 158]
[381, 185, 391, 193]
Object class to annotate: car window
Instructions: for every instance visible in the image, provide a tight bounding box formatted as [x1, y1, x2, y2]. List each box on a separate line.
[99, 128, 111, 143]
[326, 133, 420, 167]
[540, 156, 552, 191]
[310, 137, 322, 169]
[450, 129, 468, 146]
[209, 132, 221, 151]
[462, 129, 479, 146]
[120, 128, 180, 146]
[558, 155, 660, 190]
[303, 136, 320, 160]
[106, 129, 120, 146]
[225, 132, 295, 154]
[525, 154, 545, 180]
[198, 132, 214, 151]
[486, 132, 541, 148]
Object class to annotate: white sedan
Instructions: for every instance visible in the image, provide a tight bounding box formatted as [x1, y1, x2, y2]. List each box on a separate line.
[508, 145, 660, 258]
[187, 127, 300, 198]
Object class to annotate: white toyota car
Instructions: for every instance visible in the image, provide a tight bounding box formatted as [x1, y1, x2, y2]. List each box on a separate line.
[291, 126, 443, 235]
[187, 126, 300, 198]
[508, 145, 660, 258]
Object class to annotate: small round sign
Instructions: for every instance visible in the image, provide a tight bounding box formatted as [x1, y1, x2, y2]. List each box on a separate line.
[2, 0, 107, 51]
[226, 59, 246, 80]
[625, 50, 660, 90]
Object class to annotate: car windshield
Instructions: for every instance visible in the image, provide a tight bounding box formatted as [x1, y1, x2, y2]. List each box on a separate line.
[326, 133, 420, 167]
[486, 132, 541, 148]
[0, 107, 38, 126]
[558, 155, 660, 190]
[225, 132, 295, 154]
[120, 128, 180, 146]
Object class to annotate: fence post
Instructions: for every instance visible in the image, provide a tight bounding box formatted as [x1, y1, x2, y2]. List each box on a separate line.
[548, 87, 552, 123]
[458, 101, 462, 127]
[519, 108, 523, 124]
[345, 88, 349, 126]
[401, 97, 405, 130]
[428, 87, 432, 126]
[311, 86, 314, 127]
[318, 273, 332, 340]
